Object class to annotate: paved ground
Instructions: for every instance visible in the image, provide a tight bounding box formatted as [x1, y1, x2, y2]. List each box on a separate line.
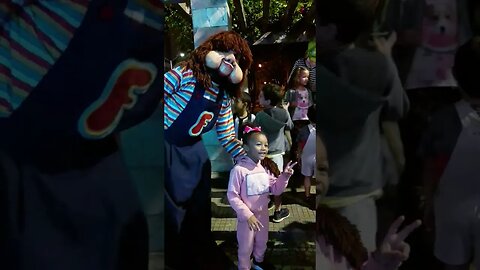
[148, 252, 163, 270]
[211, 173, 316, 270]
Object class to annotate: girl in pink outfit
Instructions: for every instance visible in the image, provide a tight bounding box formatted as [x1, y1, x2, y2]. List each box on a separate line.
[228, 123, 297, 270]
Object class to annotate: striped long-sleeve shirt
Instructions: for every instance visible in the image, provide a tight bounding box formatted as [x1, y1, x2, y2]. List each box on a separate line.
[164, 66, 245, 158]
[0, 0, 90, 118]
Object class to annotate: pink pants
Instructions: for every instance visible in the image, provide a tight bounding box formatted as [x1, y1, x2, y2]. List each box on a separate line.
[236, 208, 269, 270]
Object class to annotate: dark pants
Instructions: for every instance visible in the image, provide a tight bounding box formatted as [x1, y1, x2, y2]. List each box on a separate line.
[397, 87, 461, 269]
[399, 87, 461, 214]
[164, 140, 233, 270]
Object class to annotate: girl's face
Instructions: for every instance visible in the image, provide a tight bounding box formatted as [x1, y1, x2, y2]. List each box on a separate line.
[244, 133, 268, 163]
[297, 70, 309, 87]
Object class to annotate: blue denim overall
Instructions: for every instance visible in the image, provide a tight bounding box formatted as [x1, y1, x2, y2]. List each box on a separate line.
[164, 82, 230, 269]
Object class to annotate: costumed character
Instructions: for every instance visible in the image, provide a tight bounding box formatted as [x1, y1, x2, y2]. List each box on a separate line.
[0, 1, 163, 269]
[163, 31, 253, 269]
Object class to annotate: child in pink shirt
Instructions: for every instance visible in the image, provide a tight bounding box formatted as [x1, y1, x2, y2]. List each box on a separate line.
[227, 123, 297, 270]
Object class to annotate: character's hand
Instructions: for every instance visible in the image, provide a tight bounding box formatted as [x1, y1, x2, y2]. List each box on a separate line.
[374, 216, 422, 268]
[281, 102, 289, 111]
[247, 215, 264, 231]
[283, 160, 298, 175]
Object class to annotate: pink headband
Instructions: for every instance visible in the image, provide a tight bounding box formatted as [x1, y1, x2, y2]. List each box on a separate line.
[243, 126, 261, 134]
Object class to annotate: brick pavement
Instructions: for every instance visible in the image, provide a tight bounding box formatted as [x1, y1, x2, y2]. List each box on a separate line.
[211, 174, 316, 269]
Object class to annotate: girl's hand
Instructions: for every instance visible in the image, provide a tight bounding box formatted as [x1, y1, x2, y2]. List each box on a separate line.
[283, 160, 298, 175]
[282, 102, 289, 111]
[374, 216, 422, 268]
[247, 215, 264, 231]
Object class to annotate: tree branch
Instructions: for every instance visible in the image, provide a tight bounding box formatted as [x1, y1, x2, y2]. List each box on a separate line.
[285, 2, 315, 41]
[170, 3, 191, 23]
[260, 0, 270, 32]
[232, 0, 247, 32]
[280, 0, 299, 29]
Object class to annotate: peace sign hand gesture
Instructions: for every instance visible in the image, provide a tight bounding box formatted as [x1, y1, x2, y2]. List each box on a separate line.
[372, 216, 422, 269]
[283, 160, 297, 175]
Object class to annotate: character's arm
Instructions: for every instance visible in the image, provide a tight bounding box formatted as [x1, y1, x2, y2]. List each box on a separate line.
[216, 97, 246, 159]
[164, 67, 198, 129]
[227, 167, 254, 222]
[164, 66, 183, 97]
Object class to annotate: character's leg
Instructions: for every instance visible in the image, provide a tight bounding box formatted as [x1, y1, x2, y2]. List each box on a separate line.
[165, 141, 207, 268]
[0, 150, 21, 268]
[180, 159, 215, 268]
[237, 219, 255, 270]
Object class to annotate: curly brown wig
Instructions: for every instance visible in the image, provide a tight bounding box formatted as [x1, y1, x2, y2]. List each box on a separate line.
[181, 31, 253, 98]
[316, 204, 368, 269]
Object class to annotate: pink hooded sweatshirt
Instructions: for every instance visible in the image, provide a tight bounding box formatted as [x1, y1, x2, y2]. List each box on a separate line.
[227, 156, 290, 221]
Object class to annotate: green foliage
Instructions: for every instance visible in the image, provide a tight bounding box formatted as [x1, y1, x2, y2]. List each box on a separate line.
[229, 0, 313, 42]
[165, 0, 313, 49]
[165, 5, 194, 54]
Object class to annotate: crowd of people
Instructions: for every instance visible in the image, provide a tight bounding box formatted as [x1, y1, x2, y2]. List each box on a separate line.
[316, 0, 480, 269]
[161, 0, 480, 269]
[226, 0, 480, 269]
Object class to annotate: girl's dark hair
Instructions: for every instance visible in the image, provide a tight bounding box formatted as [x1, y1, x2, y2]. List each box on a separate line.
[240, 122, 280, 177]
[262, 83, 284, 106]
[287, 66, 309, 90]
[317, 0, 379, 44]
[238, 91, 252, 110]
[316, 204, 368, 269]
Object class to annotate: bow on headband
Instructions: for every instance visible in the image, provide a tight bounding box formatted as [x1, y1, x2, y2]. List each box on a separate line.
[243, 126, 261, 134]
